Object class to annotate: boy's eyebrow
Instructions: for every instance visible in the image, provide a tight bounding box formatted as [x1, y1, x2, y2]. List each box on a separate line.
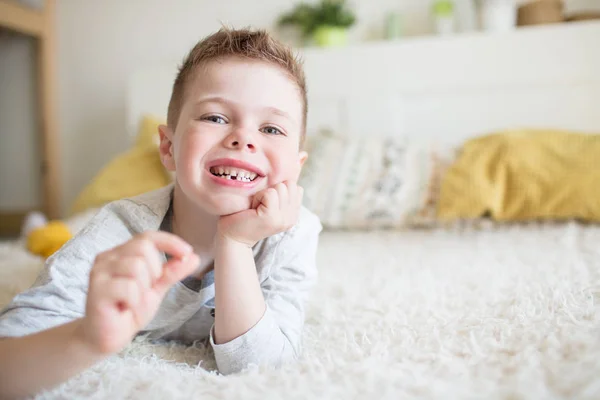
[195, 96, 296, 123]
[264, 106, 295, 123]
[194, 96, 231, 107]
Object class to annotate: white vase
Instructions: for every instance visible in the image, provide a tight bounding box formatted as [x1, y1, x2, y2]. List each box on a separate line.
[477, 0, 517, 32]
[455, 0, 479, 32]
[435, 16, 456, 35]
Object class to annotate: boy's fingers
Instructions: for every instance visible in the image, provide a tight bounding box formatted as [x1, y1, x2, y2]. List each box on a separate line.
[274, 183, 289, 210]
[153, 253, 200, 295]
[261, 188, 279, 212]
[252, 188, 269, 208]
[285, 182, 299, 207]
[251, 193, 262, 209]
[138, 231, 193, 260]
[109, 257, 152, 289]
[100, 278, 141, 310]
[120, 239, 164, 281]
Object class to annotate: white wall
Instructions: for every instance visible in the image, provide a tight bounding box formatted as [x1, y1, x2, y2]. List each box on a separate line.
[56, 0, 289, 215]
[54, 0, 600, 215]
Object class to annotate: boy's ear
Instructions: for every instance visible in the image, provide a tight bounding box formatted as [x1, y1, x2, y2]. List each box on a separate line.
[293, 151, 308, 182]
[158, 124, 176, 172]
[298, 151, 308, 168]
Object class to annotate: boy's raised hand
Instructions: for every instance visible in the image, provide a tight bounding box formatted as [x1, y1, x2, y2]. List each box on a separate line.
[78, 231, 199, 355]
[218, 181, 304, 247]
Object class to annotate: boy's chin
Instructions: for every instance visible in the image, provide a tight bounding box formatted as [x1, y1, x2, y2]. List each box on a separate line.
[207, 196, 252, 217]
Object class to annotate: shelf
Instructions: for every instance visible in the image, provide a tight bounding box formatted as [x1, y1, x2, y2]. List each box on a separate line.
[299, 19, 600, 55]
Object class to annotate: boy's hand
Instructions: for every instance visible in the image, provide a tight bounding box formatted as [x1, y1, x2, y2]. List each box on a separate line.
[78, 231, 199, 355]
[217, 181, 304, 247]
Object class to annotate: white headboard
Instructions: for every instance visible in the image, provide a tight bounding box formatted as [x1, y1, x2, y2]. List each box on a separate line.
[127, 21, 600, 145]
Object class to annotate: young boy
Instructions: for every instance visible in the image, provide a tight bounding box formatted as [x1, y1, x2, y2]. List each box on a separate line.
[0, 27, 322, 398]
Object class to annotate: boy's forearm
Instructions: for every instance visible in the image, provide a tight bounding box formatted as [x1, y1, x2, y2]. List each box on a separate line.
[0, 318, 106, 399]
[213, 235, 266, 344]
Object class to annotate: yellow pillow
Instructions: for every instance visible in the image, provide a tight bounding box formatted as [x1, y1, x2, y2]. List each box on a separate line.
[70, 115, 172, 215]
[135, 115, 164, 150]
[437, 129, 600, 222]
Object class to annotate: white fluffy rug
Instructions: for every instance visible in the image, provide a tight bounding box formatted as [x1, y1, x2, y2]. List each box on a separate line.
[1, 222, 600, 399]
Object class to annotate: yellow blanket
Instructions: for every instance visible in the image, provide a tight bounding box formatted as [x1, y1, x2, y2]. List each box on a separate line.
[437, 129, 600, 222]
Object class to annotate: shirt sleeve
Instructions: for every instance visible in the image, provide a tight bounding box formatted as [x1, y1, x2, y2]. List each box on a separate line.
[209, 209, 322, 374]
[0, 206, 121, 338]
[0, 203, 211, 341]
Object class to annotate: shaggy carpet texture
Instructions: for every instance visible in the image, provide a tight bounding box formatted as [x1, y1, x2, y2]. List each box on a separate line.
[1, 222, 599, 399]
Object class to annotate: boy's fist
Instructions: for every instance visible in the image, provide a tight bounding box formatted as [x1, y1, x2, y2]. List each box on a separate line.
[78, 231, 199, 355]
[218, 181, 303, 247]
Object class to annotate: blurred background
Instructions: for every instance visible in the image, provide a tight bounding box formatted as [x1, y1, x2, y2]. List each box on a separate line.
[1, 0, 600, 237]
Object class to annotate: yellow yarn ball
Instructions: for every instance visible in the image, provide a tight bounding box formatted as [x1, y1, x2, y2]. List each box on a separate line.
[27, 221, 73, 258]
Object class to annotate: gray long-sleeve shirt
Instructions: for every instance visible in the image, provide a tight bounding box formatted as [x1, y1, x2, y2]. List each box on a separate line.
[0, 184, 322, 374]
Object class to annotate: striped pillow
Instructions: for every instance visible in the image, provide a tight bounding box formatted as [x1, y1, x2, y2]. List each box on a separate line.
[299, 130, 438, 230]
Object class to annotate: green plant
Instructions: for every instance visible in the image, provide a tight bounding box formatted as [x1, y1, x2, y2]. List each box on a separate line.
[432, 0, 454, 17]
[278, 0, 356, 37]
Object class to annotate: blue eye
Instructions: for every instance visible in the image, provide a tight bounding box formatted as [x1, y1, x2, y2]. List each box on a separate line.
[261, 126, 283, 135]
[203, 115, 227, 124]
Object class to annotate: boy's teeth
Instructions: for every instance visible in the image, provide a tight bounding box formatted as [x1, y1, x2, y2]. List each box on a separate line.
[210, 166, 259, 181]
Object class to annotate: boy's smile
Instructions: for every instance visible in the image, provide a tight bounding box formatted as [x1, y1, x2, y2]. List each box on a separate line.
[159, 56, 307, 216]
[206, 158, 265, 187]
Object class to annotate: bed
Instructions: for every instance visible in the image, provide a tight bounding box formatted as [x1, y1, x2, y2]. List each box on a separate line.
[3, 21, 600, 399]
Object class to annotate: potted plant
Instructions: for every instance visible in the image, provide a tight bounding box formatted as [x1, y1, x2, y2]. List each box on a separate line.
[278, 0, 356, 47]
[432, 0, 456, 35]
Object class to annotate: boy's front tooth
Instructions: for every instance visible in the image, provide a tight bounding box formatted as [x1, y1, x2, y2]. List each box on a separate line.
[218, 166, 257, 179]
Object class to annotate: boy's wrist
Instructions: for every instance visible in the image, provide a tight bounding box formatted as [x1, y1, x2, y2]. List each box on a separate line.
[71, 318, 112, 357]
[216, 230, 256, 250]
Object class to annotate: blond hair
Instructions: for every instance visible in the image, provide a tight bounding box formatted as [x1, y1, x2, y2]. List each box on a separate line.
[167, 27, 307, 136]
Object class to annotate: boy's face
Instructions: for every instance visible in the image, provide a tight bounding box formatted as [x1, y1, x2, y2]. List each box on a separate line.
[159, 56, 307, 216]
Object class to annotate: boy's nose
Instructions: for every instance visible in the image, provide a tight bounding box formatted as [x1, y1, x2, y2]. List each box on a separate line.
[229, 140, 255, 150]
[225, 130, 256, 152]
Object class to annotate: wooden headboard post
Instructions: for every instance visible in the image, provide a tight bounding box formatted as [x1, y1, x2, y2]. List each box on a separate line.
[0, 0, 61, 221]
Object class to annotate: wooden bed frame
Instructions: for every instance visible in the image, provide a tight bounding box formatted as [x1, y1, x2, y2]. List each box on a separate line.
[0, 0, 60, 230]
